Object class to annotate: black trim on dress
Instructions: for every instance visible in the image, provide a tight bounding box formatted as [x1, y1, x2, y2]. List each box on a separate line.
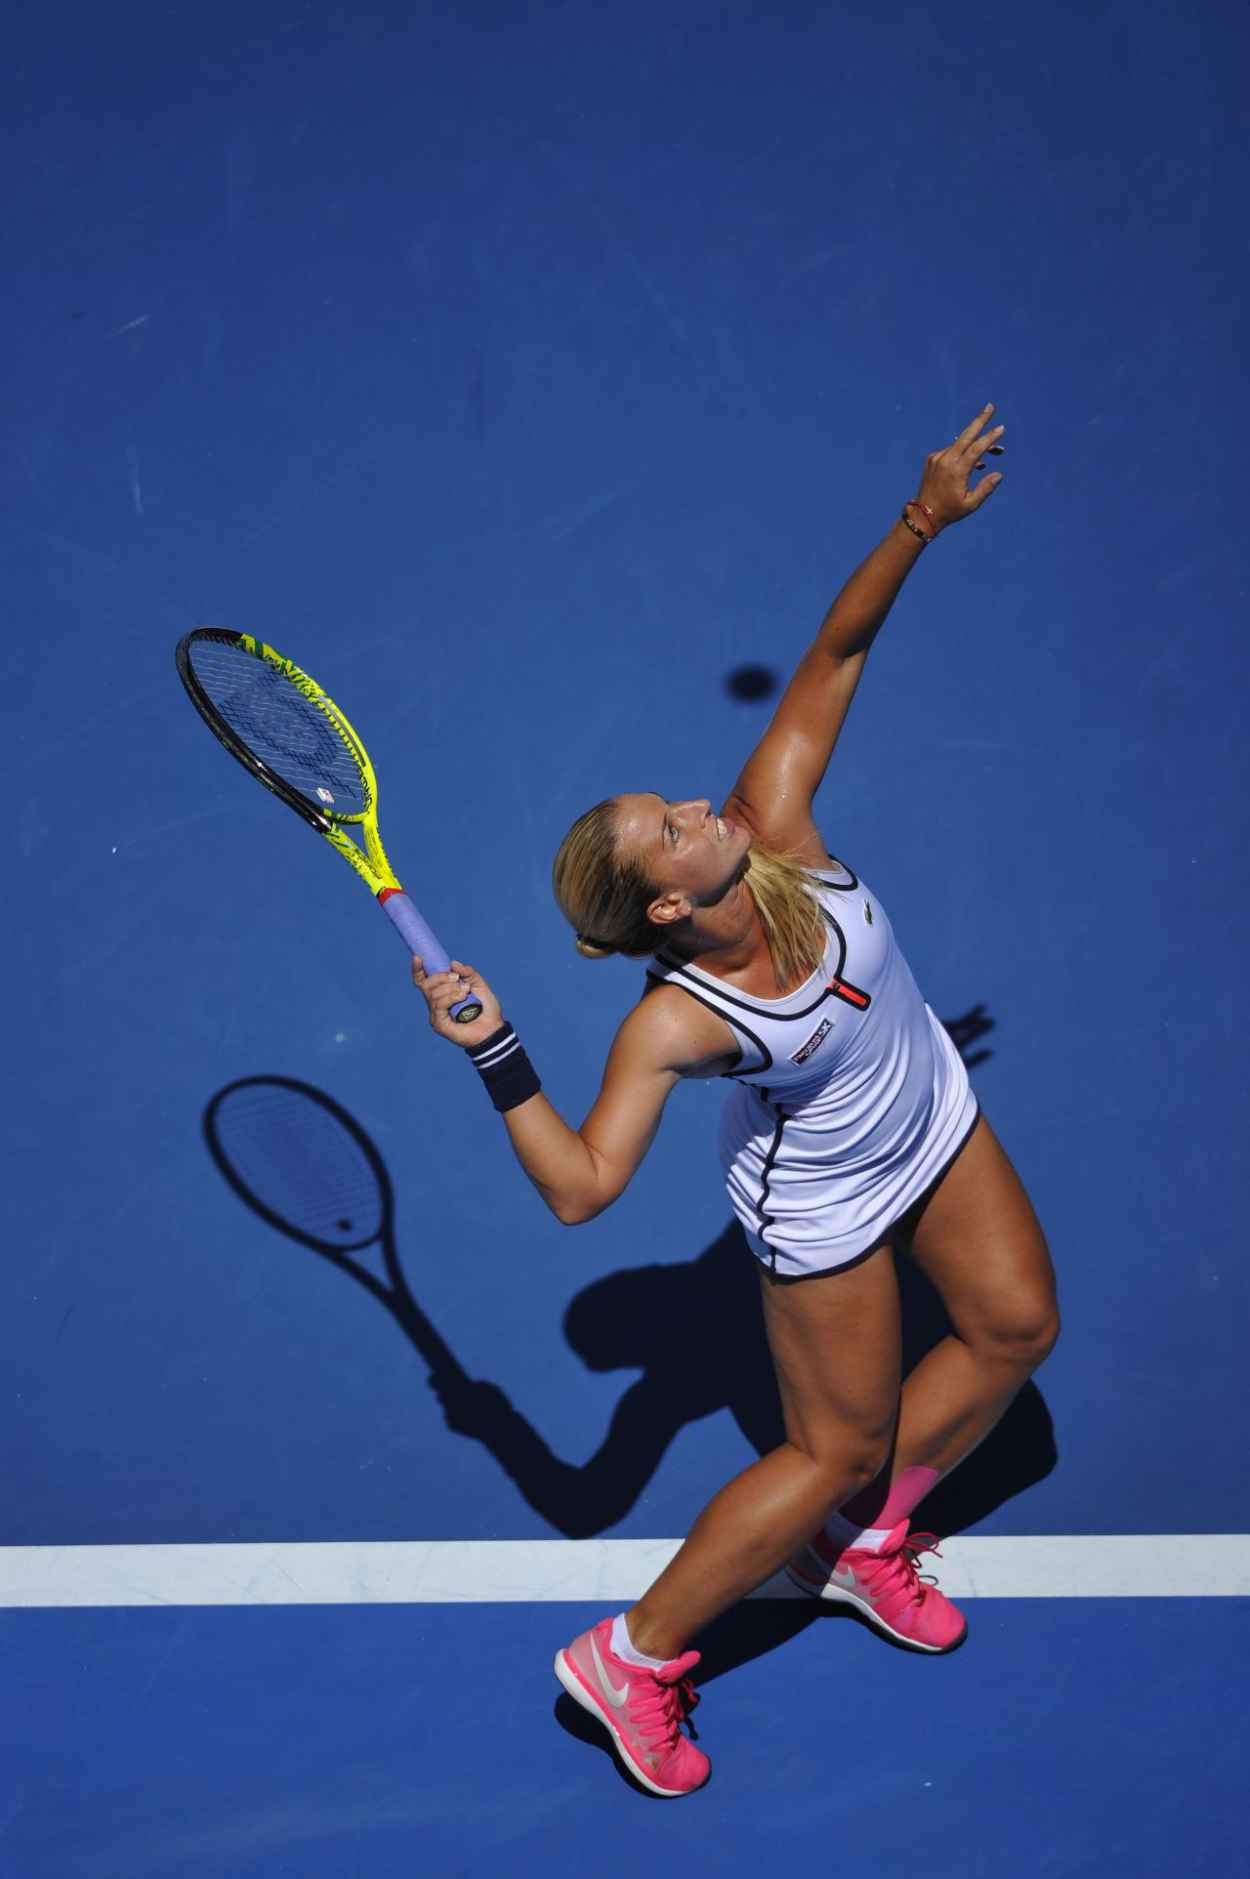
[755, 1097, 788, 1274]
[812, 857, 860, 892]
[820, 907, 872, 1012]
[646, 855, 871, 1036]
[764, 1099, 984, 1284]
[642, 969, 774, 1076]
[654, 955, 840, 1025]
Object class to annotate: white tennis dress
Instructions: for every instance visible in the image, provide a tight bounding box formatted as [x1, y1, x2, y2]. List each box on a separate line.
[644, 856, 980, 1277]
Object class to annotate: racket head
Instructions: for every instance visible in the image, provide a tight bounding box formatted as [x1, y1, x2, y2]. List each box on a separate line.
[175, 629, 377, 833]
[204, 1075, 394, 1256]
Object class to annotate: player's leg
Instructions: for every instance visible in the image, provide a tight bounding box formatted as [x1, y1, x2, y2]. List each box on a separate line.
[785, 1115, 1057, 1648]
[839, 1111, 1059, 1533]
[624, 1237, 902, 1661]
[556, 1238, 902, 1795]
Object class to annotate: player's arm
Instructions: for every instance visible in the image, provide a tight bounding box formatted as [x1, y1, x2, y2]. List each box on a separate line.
[413, 962, 715, 1225]
[722, 406, 1004, 862]
[505, 999, 689, 1225]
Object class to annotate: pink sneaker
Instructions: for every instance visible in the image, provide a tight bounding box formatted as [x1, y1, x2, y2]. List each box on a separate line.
[785, 1520, 966, 1653]
[555, 1619, 710, 1797]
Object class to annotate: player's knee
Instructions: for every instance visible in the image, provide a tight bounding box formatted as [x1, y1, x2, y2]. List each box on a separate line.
[1029, 1300, 1061, 1367]
[841, 1443, 893, 1496]
[982, 1295, 1060, 1373]
[805, 1430, 893, 1496]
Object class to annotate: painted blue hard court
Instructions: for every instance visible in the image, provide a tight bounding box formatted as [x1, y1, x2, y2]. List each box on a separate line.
[3, 0, 1246, 1871]
[5, 1603, 1247, 1876]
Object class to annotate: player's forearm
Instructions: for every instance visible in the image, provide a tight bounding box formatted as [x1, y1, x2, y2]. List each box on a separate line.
[500, 1094, 603, 1225]
[815, 517, 929, 662]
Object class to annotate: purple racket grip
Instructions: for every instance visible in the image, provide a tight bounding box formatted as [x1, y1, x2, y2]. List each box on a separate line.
[379, 891, 483, 1023]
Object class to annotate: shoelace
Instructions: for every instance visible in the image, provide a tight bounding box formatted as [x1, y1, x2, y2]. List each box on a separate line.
[633, 1672, 701, 1747]
[676, 1677, 700, 1742]
[900, 1530, 946, 1594]
[854, 1532, 945, 1607]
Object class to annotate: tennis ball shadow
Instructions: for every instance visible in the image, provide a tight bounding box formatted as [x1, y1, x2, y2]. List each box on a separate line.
[725, 663, 779, 701]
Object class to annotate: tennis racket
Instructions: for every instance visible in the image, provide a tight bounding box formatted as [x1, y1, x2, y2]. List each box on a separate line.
[175, 628, 481, 1022]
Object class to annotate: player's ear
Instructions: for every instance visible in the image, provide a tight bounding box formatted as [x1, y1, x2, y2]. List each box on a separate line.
[646, 891, 691, 928]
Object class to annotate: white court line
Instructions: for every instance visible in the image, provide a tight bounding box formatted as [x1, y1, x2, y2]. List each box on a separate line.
[1, 1537, 1248, 1608]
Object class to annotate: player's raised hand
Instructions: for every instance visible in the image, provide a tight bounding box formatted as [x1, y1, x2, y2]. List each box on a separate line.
[913, 402, 1006, 532]
[412, 956, 503, 1046]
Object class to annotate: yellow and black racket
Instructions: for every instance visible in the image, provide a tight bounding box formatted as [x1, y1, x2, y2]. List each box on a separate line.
[175, 628, 481, 1022]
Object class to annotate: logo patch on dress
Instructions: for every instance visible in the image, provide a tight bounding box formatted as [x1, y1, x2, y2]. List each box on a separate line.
[791, 1018, 834, 1064]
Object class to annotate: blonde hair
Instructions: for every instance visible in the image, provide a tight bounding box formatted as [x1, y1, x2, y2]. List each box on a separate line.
[551, 798, 830, 992]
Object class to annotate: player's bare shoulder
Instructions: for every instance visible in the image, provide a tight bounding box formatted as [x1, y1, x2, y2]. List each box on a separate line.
[633, 976, 741, 1079]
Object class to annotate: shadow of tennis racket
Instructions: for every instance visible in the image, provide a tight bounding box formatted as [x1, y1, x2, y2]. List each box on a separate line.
[203, 1074, 465, 1382]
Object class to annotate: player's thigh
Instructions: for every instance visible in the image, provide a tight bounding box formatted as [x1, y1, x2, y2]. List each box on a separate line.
[757, 1241, 901, 1464]
[900, 1112, 1059, 1359]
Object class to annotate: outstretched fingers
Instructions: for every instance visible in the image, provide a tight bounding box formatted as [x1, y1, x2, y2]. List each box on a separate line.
[916, 402, 1007, 529]
[955, 402, 998, 452]
[951, 404, 1007, 510]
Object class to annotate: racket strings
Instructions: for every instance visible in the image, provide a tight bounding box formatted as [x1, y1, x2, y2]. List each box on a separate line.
[189, 641, 367, 813]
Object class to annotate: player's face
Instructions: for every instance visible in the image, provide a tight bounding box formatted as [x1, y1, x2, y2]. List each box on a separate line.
[614, 792, 751, 914]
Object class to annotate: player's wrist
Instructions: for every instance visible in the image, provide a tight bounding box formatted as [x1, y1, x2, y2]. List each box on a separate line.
[900, 499, 941, 544]
[467, 1022, 542, 1112]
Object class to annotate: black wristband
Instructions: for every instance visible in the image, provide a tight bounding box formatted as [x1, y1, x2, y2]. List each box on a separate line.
[466, 1022, 542, 1114]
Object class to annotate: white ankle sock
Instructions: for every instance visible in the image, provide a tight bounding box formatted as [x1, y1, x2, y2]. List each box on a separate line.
[609, 1612, 667, 1670]
[823, 1508, 893, 1553]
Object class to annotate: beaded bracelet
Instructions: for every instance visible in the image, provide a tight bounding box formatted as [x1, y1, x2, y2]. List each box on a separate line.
[901, 499, 938, 545]
[467, 1022, 542, 1113]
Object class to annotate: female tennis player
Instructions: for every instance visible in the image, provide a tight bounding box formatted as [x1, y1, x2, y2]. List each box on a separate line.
[413, 401, 1059, 1798]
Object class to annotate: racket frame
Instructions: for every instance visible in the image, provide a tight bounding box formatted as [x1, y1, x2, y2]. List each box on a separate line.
[176, 628, 400, 890]
[175, 628, 482, 1018]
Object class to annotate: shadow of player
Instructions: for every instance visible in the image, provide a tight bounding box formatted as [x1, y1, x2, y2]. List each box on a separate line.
[442, 1213, 1056, 1547]
[439, 1004, 1051, 1547]
[203, 1005, 1056, 1688]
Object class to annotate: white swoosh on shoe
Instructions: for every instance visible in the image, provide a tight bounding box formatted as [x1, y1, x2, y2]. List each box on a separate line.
[829, 1562, 886, 1608]
[590, 1635, 631, 1708]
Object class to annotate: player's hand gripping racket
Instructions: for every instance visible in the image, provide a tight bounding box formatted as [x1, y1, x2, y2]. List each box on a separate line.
[175, 628, 481, 1022]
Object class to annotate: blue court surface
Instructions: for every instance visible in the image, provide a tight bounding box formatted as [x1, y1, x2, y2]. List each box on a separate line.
[3, 1, 1247, 1873]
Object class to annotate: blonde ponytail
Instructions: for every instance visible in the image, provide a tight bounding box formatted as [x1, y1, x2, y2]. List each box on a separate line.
[740, 840, 829, 992]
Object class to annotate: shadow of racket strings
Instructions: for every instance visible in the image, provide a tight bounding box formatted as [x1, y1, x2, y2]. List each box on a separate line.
[203, 1075, 466, 1384]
